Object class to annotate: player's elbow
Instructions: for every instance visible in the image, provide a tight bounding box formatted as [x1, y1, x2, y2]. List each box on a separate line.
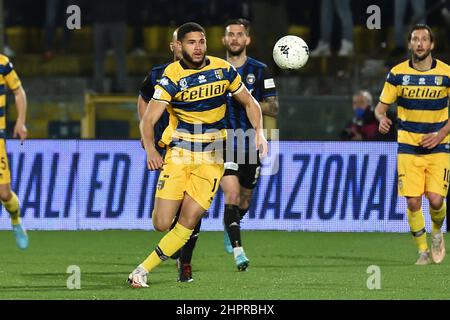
[13, 86, 26, 101]
[266, 102, 279, 117]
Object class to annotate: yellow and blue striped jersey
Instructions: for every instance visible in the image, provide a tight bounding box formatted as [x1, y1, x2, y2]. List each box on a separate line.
[380, 59, 450, 154]
[152, 56, 243, 151]
[0, 54, 21, 133]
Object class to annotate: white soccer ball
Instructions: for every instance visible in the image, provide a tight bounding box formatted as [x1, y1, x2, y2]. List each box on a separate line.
[273, 35, 309, 70]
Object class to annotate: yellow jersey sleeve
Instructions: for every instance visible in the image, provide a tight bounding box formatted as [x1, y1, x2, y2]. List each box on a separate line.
[153, 74, 179, 104]
[1, 56, 21, 90]
[379, 71, 398, 105]
[227, 65, 243, 94]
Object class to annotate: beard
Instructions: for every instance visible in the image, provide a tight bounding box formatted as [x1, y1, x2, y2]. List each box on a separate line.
[227, 45, 245, 56]
[412, 49, 431, 62]
[182, 50, 205, 68]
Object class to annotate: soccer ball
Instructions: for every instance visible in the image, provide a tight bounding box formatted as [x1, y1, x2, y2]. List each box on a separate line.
[273, 35, 309, 70]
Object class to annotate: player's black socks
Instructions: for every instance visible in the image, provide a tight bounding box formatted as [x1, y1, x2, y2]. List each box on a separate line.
[224, 204, 241, 247]
[179, 219, 202, 264]
[239, 207, 249, 220]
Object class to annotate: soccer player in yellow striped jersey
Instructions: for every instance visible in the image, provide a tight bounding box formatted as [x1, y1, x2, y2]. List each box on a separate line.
[128, 22, 267, 288]
[0, 54, 29, 250]
[375, 24, 450, 265]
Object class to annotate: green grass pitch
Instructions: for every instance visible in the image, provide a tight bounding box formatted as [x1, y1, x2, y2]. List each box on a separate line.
[0, 230, 449, 300]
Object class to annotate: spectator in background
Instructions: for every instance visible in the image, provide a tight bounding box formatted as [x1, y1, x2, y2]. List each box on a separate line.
[310, 0, 354, 57]
[3, 0, 17, 57]
[43, 0, 74, 61]
[441, 0, 450, 54]
[251, 0, 288, 65]
[341, 90, 396, 141]
[129, 0, 148, 57]
[92, 0, 128, 93]
[393, 0, 426, 56]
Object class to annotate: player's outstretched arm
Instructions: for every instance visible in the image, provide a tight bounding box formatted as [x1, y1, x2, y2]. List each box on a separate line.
[374, 101, 392, 134]
[140, 99, 167, 170]
[233, 86, 268, 158]
[12, 86, 27, 144]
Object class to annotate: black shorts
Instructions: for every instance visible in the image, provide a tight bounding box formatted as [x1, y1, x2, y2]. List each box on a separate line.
[223, 151, 261, 189]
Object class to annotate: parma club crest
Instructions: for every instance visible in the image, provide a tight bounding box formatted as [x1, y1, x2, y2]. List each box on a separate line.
[214, 69, 223, 80]
[435, 76, 443, 86]
[157, 179, 165, 190]
[398, 174, 404, 192]
[179, 78, 188, 91]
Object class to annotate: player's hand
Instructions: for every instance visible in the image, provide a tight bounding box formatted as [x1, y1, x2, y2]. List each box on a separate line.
[146, 147, 165, 170]
[13, 121, 27, 145]
[378, 117, 392, 134]
[420, 131, 445, 149]
[255, 130, 268, 159]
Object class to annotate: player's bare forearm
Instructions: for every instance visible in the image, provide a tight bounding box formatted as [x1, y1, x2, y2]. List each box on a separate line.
[260, 96, 279, 117]
[245, 98, 264, 132]
[375, 101, 393, 134]
[12, 86, 28, 143]
[13, 86, 27, 124]
[234, 88, 263, 131]
[137, 95, 149, 121]
[374, 102, 389, 122]
[233, 87, 268, 157]
[140, 100, 167, 170]
[139, 99, 166, 152]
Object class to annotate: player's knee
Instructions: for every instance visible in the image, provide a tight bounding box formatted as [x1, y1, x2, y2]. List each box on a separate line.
[152, 211, 172, 232]
[224, 190, 240, 205]
[428, 194, 444, 210]
[153, 221, 171, 232]
[407, 197, 422, 212]
[0, 189, 12, 202]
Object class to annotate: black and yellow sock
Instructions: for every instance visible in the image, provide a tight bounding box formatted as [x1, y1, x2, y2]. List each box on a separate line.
[430, 201, 446, 234]
[224, 204, 241, 247]
[2, 192, 20, 225]
[142, 222, 193, 272]
[407, 208, 428, 252]
[179, 219, 202, 265]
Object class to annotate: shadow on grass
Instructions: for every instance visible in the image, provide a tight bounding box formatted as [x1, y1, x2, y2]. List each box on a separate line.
[253, 253, 409, 268]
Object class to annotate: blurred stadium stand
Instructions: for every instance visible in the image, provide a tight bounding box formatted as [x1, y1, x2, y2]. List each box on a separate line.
[1, 0, 449, 139]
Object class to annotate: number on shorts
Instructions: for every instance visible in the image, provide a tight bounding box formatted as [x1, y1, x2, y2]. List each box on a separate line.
[0, 157, 6, 170]
[211, 178, 218, 192]
[444, 168, 450, 183]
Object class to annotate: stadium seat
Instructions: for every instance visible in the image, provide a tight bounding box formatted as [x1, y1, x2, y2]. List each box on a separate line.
[143, 26, 172, 54]
[205, 26, 224, 55]
[5, 27, 28, 54]
[287, 25, 310, 44]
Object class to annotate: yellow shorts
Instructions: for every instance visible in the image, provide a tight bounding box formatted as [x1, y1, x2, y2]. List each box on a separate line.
[155, 147, 224, 210]
[0, 139, 11, 184]
[398, 153, 450, 197]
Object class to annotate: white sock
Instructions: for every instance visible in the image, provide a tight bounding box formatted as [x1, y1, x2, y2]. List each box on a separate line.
[233, 247, 244, 259]
[138, 264, 149, 274]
